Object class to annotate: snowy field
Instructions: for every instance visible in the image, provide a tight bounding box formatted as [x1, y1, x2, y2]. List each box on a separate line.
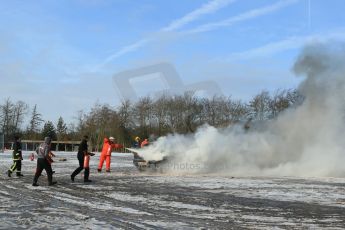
[0, 151, 345, 229]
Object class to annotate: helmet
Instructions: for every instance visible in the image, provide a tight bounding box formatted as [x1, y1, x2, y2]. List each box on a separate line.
[135, 136, 140, 141]
[109, 137, 115, 141]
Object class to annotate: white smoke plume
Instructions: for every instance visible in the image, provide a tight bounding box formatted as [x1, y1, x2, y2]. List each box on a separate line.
[140, 42, 345, 177]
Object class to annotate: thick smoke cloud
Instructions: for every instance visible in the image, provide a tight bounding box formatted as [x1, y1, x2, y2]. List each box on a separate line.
[140, 42, 345, 177]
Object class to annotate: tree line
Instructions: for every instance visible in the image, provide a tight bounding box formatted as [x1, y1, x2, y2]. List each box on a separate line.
[0, 89, 302, 149]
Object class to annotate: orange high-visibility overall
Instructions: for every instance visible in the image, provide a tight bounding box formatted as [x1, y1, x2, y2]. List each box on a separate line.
[98, 138, 123, 171]
[140, 139, 149, 148]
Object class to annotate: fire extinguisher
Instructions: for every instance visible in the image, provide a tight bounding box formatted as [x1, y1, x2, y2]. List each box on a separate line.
[30, 153, 35, 161]
[84, 154, 90, 169]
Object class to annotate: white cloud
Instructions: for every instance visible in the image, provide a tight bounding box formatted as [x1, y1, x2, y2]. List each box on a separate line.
[226, 29, 345, 60]
[100, 0, 236, 67]
[96, 38, 150, 70]
[100, 0, 299, 67]
[162, 0, 237, 32]
[186, 0, 299, 34]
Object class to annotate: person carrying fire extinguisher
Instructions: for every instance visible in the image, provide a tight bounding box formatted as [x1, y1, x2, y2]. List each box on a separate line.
[98, 137, 123, 173]
[71, 135, 94, 183]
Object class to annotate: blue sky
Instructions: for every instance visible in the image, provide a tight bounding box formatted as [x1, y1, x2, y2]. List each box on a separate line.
[1, 0, 345, 124]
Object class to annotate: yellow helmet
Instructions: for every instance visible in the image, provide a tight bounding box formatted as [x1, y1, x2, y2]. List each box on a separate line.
[135, 136, 140, 141]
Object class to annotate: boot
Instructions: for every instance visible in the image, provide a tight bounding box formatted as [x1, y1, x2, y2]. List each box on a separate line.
[97, 169, 101, 173]
[32, 183, 39, 186]
[70, 175, 75, 182]
[16, 172, 24, 177]
[84, 168, 91, 182]
[49, 181, 57, 186]
[47, 173, 53, 185]
[7, 170, 11, 177]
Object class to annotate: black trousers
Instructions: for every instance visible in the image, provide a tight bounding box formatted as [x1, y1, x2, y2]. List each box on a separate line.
[33, 158, 53, 184]
[71, 155, 89, 180]
[9, 160, 22, 174]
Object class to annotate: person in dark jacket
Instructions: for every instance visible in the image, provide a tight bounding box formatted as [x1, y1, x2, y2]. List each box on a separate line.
[32, 137, 57, 186]
[8, 136, 24, 177]
[71, 135, 93, 182]
[133, 136, 141, 148]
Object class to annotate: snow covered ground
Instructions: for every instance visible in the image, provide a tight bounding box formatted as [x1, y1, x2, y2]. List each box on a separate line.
[0, 151, 344, 229]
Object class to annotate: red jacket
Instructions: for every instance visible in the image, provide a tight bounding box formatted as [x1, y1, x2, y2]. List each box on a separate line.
[101, 138, 123, 156]
[140, 139, 149, 148]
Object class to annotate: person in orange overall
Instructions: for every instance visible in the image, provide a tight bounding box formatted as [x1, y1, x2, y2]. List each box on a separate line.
[140, 138, 149, 148]
[98, 137, 123, 172]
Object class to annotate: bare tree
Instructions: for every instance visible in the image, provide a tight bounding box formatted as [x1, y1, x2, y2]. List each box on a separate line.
[118, 100, 133, 129]
[181, 92, 202, 133]
[200, 97, 216, 126]
[249, 91, 271, 121]
[0, 99, 28, 141]
[165, 95, 182, 133]
[269, 89, 290, 118]
[228, 99, 249, 123]
[68, 87, 302, 143]
[12, 101, 29, 133]
[152, 94, 170, 136]
[200, 96, 248, 127]
[0, 98, 14, 141]
[133, 96, 153, 137]
[286, 89, 304, 106]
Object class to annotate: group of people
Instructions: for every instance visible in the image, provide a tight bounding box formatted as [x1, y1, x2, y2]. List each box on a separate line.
[7, 136, 57, 186]
[7, 135, 149, 186]
[70, 135, 124, 182]
[133, 136, 149, 148]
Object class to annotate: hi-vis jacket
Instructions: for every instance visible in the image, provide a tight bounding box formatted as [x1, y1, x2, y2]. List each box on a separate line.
[12, 141, 23, 161]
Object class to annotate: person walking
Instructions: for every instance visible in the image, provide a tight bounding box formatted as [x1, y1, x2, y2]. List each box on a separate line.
[32, 137, 57, 186]
[8, 136, 24, 177]
[71, 135, 94, 183]
[97, 137, 123, 172]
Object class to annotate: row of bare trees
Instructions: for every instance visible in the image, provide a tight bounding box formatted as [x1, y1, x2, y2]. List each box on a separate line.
[0, 89, 302, 146]
[0, 98, 74, 143]
[77, 89, 302, 148]
[0, 99, 28, 142]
